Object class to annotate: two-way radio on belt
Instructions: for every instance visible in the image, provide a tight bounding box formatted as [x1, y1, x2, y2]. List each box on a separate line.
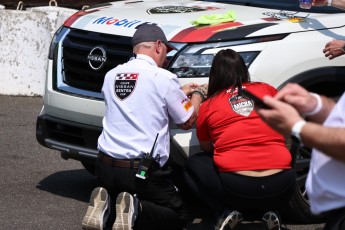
[135, 133, 159, 180]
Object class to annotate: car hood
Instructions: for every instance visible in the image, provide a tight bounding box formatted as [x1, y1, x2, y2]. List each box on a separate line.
[66, 0, 345, 43]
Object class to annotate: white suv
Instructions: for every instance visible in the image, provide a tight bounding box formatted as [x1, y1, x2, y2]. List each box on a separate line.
[36, 0, 345, 224]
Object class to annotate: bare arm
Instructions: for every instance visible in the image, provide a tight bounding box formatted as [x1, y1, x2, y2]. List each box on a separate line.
[177, 84, 208, 130]
[305, 95, 336, 123]
[274, 83, 335, 124]
[177, 93, 203, 130]
[313, 0, 345, 9]
[312, 1, 345, 59]
[301, 123, 345, 163]
[332, 0, 345, 9]
[257, 96, 345, 163]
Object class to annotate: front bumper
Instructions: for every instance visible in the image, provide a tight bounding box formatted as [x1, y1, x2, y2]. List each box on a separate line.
[36, 114, 102, 162]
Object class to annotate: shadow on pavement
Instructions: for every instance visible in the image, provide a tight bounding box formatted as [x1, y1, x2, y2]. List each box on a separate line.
[36, 169, 98, 203]
[35, 168, 323, 230]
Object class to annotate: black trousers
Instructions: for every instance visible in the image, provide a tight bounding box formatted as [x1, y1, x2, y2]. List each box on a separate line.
[184, 152, 296, 218]
[95, 156, 188, 230]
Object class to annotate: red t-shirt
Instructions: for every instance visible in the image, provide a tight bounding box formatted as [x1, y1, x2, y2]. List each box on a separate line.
[196, 82, 292, 172]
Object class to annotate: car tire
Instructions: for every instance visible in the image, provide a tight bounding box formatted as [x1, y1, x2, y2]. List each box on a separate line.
[81, 161, 96, 175]
[285, 141, 326, 224]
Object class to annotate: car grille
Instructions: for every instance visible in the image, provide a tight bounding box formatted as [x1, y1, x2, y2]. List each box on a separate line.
[61, 29, 133, 93]
[37, 115, 102, 150]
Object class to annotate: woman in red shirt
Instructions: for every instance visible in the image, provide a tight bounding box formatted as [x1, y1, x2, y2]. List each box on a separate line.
[184, 49, 296, 230]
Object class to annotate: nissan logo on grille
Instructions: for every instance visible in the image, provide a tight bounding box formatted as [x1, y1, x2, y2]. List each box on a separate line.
[87, 46, 107, 71]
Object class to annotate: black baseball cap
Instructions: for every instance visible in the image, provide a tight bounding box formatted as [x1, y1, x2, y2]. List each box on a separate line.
[132, 24, 177, 52]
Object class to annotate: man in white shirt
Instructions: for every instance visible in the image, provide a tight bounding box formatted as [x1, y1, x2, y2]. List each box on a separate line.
[257, 83, 345, 230]
[82, 24, 207, 230]
[258, 2, 345, 228]
[312, 0, 345, 60]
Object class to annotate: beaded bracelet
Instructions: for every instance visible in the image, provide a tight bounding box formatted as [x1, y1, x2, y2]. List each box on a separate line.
[192, 90, 205, 102]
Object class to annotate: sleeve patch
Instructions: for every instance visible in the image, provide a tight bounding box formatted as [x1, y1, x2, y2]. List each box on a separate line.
[184, 101, 193, 112]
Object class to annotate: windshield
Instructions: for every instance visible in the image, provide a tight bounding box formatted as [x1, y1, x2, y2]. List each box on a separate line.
[210, 0, 343, 13]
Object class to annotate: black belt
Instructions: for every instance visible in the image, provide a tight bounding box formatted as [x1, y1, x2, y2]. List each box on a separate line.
[98, 151, 140, 169]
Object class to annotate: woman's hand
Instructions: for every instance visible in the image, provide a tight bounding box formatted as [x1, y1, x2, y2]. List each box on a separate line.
[181, 82, 199, 97]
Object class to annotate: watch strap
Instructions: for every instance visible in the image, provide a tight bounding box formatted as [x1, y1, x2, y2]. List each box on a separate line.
[291, 120, 307, 142]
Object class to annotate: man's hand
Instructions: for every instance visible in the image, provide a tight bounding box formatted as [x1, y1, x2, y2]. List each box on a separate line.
[312, 0, 328, 6]
[274, 83, 319, 115]
[257, 96, 304, 136]
[323, 39, 345, 60]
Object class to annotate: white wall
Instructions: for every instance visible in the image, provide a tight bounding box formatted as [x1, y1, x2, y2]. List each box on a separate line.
[0, 7, 76, 96]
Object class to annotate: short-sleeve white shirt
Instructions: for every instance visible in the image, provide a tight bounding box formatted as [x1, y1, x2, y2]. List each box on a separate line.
[306, 93, 345, 214]
[97, 54, 194, 166]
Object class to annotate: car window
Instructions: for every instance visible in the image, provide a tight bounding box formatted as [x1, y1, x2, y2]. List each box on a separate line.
[207, 0, 343, 13]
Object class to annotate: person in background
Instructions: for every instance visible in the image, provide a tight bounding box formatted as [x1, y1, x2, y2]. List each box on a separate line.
[312, 0, 345, 60]
[312, 0, 345, 10]
[184, 49, 296, 230]
[82, 24, 207, 230]
[257, 83, 345, 230]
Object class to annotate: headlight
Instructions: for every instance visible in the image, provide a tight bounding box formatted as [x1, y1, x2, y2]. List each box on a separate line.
[48, 26, 69, 60]
[170, 42, 260, 78]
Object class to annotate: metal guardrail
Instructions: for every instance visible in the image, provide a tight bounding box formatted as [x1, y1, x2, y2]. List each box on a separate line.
[17, 1, 23, 10]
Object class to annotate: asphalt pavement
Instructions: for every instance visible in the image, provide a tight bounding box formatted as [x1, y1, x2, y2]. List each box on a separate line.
[0, 95, 325, 230]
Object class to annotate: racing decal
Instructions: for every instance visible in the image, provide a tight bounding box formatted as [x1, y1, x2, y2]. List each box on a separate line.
[92, 16, 143, 28]
[262, 17, 280, 22]
[170, 22, 277, 43]
[147, 6, 219, 14]
[115, 73, 138, 100]
[170, 21, 243, 43]
[210, 23, 277, 41]
[262, 11, 309, 22]
[229, 95, 254, 117]
[64, 5, 112, 27]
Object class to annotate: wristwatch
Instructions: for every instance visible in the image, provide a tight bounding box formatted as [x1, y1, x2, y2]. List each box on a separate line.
[291, 120, 307, 143]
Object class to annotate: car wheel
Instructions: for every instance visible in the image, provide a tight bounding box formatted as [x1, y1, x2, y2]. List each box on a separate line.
[81, 161, 96, 175]
[286, 141, 325, 224]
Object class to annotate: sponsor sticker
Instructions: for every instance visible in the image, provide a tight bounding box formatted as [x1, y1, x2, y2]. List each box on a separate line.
[288, 17, 306, 23]
[184, 100, 193, 112]
[114, 73, 138, 100]
[92, 16, 145, 28]
[229, 95, 254, 117]
[147, 6, 211, 14]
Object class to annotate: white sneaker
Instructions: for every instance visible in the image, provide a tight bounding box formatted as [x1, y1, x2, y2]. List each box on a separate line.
[113, 192, 139, 230]
[82, 187, 110, 230]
